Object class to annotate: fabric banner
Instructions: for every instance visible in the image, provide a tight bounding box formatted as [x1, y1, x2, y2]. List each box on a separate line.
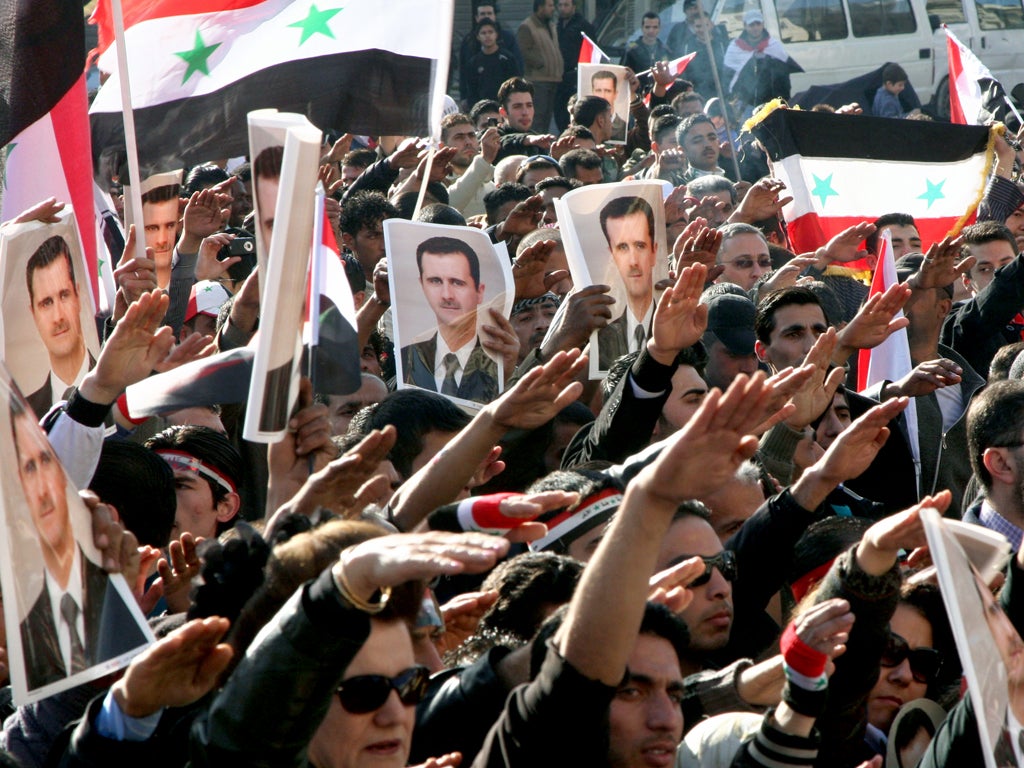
[1, 0, 99, 304]
[747, 105, 993, 253]
[88, 0, 454, 172]
[945, 26, 1018, 131]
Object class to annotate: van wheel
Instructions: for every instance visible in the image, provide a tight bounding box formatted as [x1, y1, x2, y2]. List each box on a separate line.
[933, 77, 951, 121]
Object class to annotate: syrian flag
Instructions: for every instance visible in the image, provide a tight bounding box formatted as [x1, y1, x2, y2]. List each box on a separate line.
[1, 0, 99, 304]
[747, 105, 992, 254]
[667, 52, 697, 76]
[579, 32, 609, 64]
[944, 26, 1018, 129]
[856, 230, 920, 474]
[122, 347, 255, 418]
[301, 196, 360, 396]
[88, 0, 454, 172]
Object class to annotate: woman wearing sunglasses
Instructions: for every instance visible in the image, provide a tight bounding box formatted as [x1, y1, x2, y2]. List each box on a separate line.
[192, 530, 509, 768]
[864, 584, 959, 737]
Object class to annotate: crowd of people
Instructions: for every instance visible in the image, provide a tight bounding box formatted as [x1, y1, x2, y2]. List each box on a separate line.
[1, 0, 1024, 767]
[459, 0, 799, 132]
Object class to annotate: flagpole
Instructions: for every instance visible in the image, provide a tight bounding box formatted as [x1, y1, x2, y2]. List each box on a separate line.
[412, 140, 437, 220]
[1003, 96, 1024, 129]
[702, 28, 742, 181]
[308, 184, 326, 391]
[110, 0, 148, 265]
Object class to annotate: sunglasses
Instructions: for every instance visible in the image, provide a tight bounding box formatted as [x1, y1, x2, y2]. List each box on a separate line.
[690, 551, 738, 587]
[336, 665, 430, 714]
[880, 633, 942, 685]
[724, 257, 773, 270]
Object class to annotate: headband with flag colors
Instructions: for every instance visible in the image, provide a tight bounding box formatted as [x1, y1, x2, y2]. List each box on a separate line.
[156, 449, 238, 494]
[747, 104, 994, 254]
[1, 0, 98, 305]
[89, 0, 454, 171]
[579, 32, 609, 64]
[530, 488, 622, 552]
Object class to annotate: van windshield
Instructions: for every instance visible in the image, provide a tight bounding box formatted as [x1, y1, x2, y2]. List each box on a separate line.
[772, 0, 850, 41]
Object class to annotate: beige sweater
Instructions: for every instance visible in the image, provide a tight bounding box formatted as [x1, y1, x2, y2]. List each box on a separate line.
[517, 13, 563, 82]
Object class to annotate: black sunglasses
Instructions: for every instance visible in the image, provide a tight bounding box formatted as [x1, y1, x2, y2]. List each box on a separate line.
[336, 665, 430, 714]
[690, 551, 738, 587]
[880, 633, 942, 685]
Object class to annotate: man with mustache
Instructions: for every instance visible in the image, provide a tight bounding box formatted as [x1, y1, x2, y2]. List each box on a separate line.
[597, 195, 658, 369]
[25, 236, 91, 417]
[401, 236, 498, 404]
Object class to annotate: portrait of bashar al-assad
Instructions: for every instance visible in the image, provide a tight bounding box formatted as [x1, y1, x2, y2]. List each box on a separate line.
[399, 236, 499, 405]
[24, 236, 89, 418]
[586, 67, 628, 143]
[595, 196, 657, 369]
[9, 395, 146, 694]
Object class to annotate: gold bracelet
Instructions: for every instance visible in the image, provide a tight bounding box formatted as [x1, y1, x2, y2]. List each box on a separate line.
[333, 563, 391, 614]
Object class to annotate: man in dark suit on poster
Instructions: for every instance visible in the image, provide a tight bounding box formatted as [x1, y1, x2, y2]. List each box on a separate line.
[12, 400, 143, 691]
[24, 236, 90, 417]
[401, 236, 499, 405]
[596, 196, 658, 370]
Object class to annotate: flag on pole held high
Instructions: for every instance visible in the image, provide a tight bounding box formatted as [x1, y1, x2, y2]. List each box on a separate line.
[89, 0, 454, 172]
[856, 229, 921, 487]
[667, 53, 697, 76]
[746, 104, 994, 254]
[301, 195, 360, 397]
[944, 26, 1019, 129]
[579, 32, 609, 64]
[1, 0, 99, 303]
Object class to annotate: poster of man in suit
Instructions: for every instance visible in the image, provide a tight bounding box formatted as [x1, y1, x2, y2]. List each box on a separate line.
[385, 220, 513, 410]
[554, 180, 669, 379]
[0, 210, 101, 418]
[0, 367, 151, 705]
[578, 64, 630, 144]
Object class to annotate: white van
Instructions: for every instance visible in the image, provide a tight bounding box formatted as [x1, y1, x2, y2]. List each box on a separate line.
[596, 0, 1024, 114]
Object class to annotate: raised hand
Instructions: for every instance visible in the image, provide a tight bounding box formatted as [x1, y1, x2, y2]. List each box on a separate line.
[834, 283, 911, 364]
[80, 290, 174, 404]
[488, 349, 587, 431]
[649, 262, 708, 364]
[433, 590, 499, 656]
[111, 617, 233, 717]
[882, 358, 963, 399]
[156, 532, 203, 614]
[856, 491, 951, 575]
[154, 332, 217, 374]
[907, 235, 971, 291]
[481, 309, 521, 382]
[729, 177, 793, 224]
[336, 531, 510, 604]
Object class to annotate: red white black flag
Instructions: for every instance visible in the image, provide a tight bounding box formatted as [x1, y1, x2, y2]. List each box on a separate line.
[1, 0, 99, 303]
[748, 105, 993, 253]
[89, 0, 454, 172]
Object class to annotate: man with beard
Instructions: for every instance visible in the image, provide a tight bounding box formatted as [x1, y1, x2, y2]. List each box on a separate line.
[441, 113, 500, 218]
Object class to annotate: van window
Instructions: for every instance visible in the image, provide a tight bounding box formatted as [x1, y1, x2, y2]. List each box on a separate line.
[925, 0, 966, 24]
[775, 0, 849, 41]
[717, 0, 764, 38]
[974, 0, 1024, 29]
[849, 0, 918, 35]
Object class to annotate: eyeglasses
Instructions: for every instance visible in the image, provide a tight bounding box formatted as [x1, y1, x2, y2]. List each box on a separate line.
[724, 257, 773, 270]
[880, 633, 942, 685]
[690, 550, 738, 587]
[336, 665, 430, 713]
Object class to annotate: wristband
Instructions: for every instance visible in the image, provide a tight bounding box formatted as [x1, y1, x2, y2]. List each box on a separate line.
[780, 622, 828, 678]
[781, 676, 828, 718]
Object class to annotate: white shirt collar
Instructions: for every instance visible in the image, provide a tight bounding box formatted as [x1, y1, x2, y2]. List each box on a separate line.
[45, 545, 85, 675]
[49, 353, 91, 404]
[433, 333, 478, 390]
[625, 303, 654, 352]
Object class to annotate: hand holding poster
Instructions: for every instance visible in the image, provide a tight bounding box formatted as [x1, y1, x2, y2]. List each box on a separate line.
[385, 220, 513, 411]
[921, 506, 1023, 768]
[0, 364, 152, 706]
[555, 180, 669, 379]
[243, 112, 322, 442]
[0, 209, 102, 418]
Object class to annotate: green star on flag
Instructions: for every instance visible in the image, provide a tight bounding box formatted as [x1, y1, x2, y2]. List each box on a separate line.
[175, 31, 221, 84]
[98, 258, 106, 277]
[289, 4, 342, 45]
[810, 173, 838, 207]
[917, 179, 946, 209]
